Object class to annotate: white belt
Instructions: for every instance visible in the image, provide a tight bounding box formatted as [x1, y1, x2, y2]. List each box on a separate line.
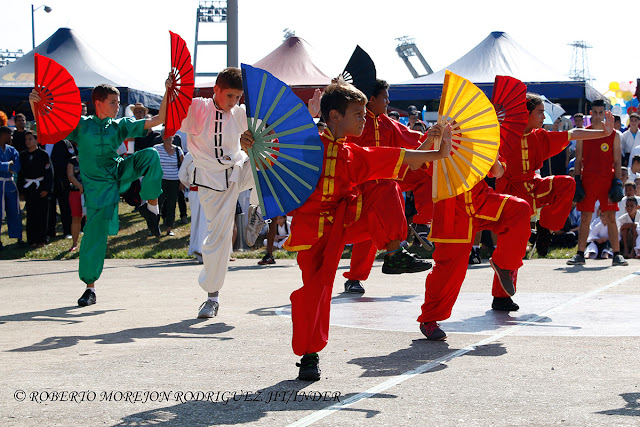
[0, 176, 13, 182]
[24, 177, 44, 189]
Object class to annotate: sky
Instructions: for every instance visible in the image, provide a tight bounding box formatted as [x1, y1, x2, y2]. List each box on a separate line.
[1, 0, 637, 99]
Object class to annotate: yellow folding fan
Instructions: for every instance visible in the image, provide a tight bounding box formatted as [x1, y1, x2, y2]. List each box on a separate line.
[432, 70, 500, 202]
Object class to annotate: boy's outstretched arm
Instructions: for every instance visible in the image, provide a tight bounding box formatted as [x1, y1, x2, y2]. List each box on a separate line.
[144, 74, 174, 130]
[403, 123, 452, 169]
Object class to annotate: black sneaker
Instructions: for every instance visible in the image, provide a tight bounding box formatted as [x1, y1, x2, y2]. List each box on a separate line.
[296, 353, 320, 381]
[469, 248, 482, 265]
[344, 279, 365, 294]
[612, 254, 629, 266]
[78, 289, 96, 307]
[566, 253, 586, 265]
[492, 297, 519, 311]
[419, 321, 447, 341]
[257, 254, 275, 265]
[489, 258, 516, 297]
[536, 222, 551, 257]
[382, 248, 432, 274]
[137, 205, 161, 237]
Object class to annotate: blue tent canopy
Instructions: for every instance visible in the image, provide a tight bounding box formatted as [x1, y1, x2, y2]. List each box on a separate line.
[389, 32, 606, 114]
[0, 28, 162, 116]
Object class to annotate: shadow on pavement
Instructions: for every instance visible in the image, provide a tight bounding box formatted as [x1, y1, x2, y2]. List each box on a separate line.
[7, 319, 233, 352]
[347, 339, 507, 378]
[0, 305, 122, 326]
[113, 379, 393, 426]
[596, 392, 640, 416]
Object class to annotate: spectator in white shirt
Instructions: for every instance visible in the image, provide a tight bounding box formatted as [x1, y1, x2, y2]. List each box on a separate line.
[617, 197, 640, 258]
[617, 181, 640, 220]
[623, 113, 640, 163]
[585, 213, 613, 259]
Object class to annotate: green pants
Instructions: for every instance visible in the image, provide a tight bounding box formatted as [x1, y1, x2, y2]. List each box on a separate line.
[79, 149, 162, 285]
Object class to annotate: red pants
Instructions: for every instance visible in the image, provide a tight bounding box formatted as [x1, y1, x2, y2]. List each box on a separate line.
[417, 195, 531, 323]
[496, 175, 575, 231]
[291, 181, 406, 356]
[344, 170, 432, 282]
[577, 172, 617, 212]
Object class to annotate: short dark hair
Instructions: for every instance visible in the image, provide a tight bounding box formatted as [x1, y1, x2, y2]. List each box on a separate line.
[573, 113, 584, 119]
[24, 129, 36, 139]
[320, 83, 367, 122]
[624, 180, 636, 188]
[316, 121, 326, 129]
[15, 113, 26, 121]
[627, 197, 638, 206]
[526, 93, 543, 113]
[591, 99, 606, 108]
[614, 115, 621, 122]
[388, 111, 400, 118]
[371, 79, 389, 99]
[632, 156, 640, 165]
[629, 113, 640, 120]
[91, 84, 120, 107]
[215, 67, 243, 91]
[0, 125, 12, 136]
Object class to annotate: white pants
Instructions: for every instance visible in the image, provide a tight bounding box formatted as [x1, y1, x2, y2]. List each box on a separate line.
[197, 163, 255, 293]
[188, 190, 208, 257]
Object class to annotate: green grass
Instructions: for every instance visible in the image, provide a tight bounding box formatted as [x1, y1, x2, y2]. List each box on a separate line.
[0, 201, 579, 261]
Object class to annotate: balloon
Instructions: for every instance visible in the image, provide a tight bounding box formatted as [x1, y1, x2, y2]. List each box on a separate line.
[609, 81, 620, 91]
[628, 107, 638, 115]
[633, 98, 639, 108]
[623, 92, 633, 102]
[620, 81, 631, 91]
[612, 105, 622, 115]
[616, 90, 624, 98]
[609, 96, 618, 105]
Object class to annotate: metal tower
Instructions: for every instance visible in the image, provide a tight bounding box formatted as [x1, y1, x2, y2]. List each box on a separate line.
[568, 41, 592, 82]
[395, 36, 433, 79]
[193, 0, 238, 80]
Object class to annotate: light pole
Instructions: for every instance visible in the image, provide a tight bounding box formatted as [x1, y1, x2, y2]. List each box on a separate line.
[31, 4, 52, 50]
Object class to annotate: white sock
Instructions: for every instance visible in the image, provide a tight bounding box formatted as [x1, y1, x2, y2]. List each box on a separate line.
[208, 296, 219, 303]
[472, 245, 480, 250]
[87, 287, 95, 293]
[147, 203, 160, 215]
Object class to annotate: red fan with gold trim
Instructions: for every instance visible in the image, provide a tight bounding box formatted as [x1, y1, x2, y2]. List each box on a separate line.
[491, 75, 528, 143]
[165, 31, 194, 138]
[33, 53, 81, 145]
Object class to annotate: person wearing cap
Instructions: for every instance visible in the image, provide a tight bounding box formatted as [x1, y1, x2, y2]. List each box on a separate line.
[0, 125, 24, 249]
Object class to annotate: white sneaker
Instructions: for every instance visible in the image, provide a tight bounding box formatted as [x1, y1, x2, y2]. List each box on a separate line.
[197, 300, 219, 318]
[245, 205, 266, 247]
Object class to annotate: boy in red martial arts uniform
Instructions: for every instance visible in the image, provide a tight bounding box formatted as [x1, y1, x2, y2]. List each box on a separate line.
[418, 158, 532, 340]
[568, 99, 626, 266]
[495, 93, 616, 257]
[241, 82, 451, 381]
[342, 78, 433, 294]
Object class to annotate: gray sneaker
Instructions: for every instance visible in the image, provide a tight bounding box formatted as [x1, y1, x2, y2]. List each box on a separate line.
[245, 205, 266, 247]
[197, 300, 219, 318]
[566, 253, 586, 265]
[612, 254, 629, 266]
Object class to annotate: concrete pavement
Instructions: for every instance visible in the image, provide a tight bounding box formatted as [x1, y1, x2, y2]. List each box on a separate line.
[1, 257, 639, 426]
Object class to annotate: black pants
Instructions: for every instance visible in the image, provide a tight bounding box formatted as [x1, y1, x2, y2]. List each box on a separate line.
[159, 179, 180, 228]
[25, 190, 50, 245]
[178, 188, 187, 218]
[47, 178, 72, 236]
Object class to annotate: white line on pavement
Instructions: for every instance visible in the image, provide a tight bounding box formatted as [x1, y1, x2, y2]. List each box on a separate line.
[286, 269, 640, 427]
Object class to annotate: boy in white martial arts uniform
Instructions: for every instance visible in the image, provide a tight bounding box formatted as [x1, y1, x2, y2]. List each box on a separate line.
[178, 151, 207, 263]
[179, 67, 254, 318]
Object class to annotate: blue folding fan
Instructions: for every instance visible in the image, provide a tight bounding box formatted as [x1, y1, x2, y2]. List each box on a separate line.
[241, 64, 324, 219]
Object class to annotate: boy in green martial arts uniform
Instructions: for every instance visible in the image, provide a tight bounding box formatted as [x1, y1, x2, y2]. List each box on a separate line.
[29, 77, 172, 307]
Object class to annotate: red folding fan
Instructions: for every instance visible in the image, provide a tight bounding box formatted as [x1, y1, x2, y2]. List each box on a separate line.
[33, 53, 81, 145]
[491, 75, 528, 143]
[165, 31, 194, 138]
